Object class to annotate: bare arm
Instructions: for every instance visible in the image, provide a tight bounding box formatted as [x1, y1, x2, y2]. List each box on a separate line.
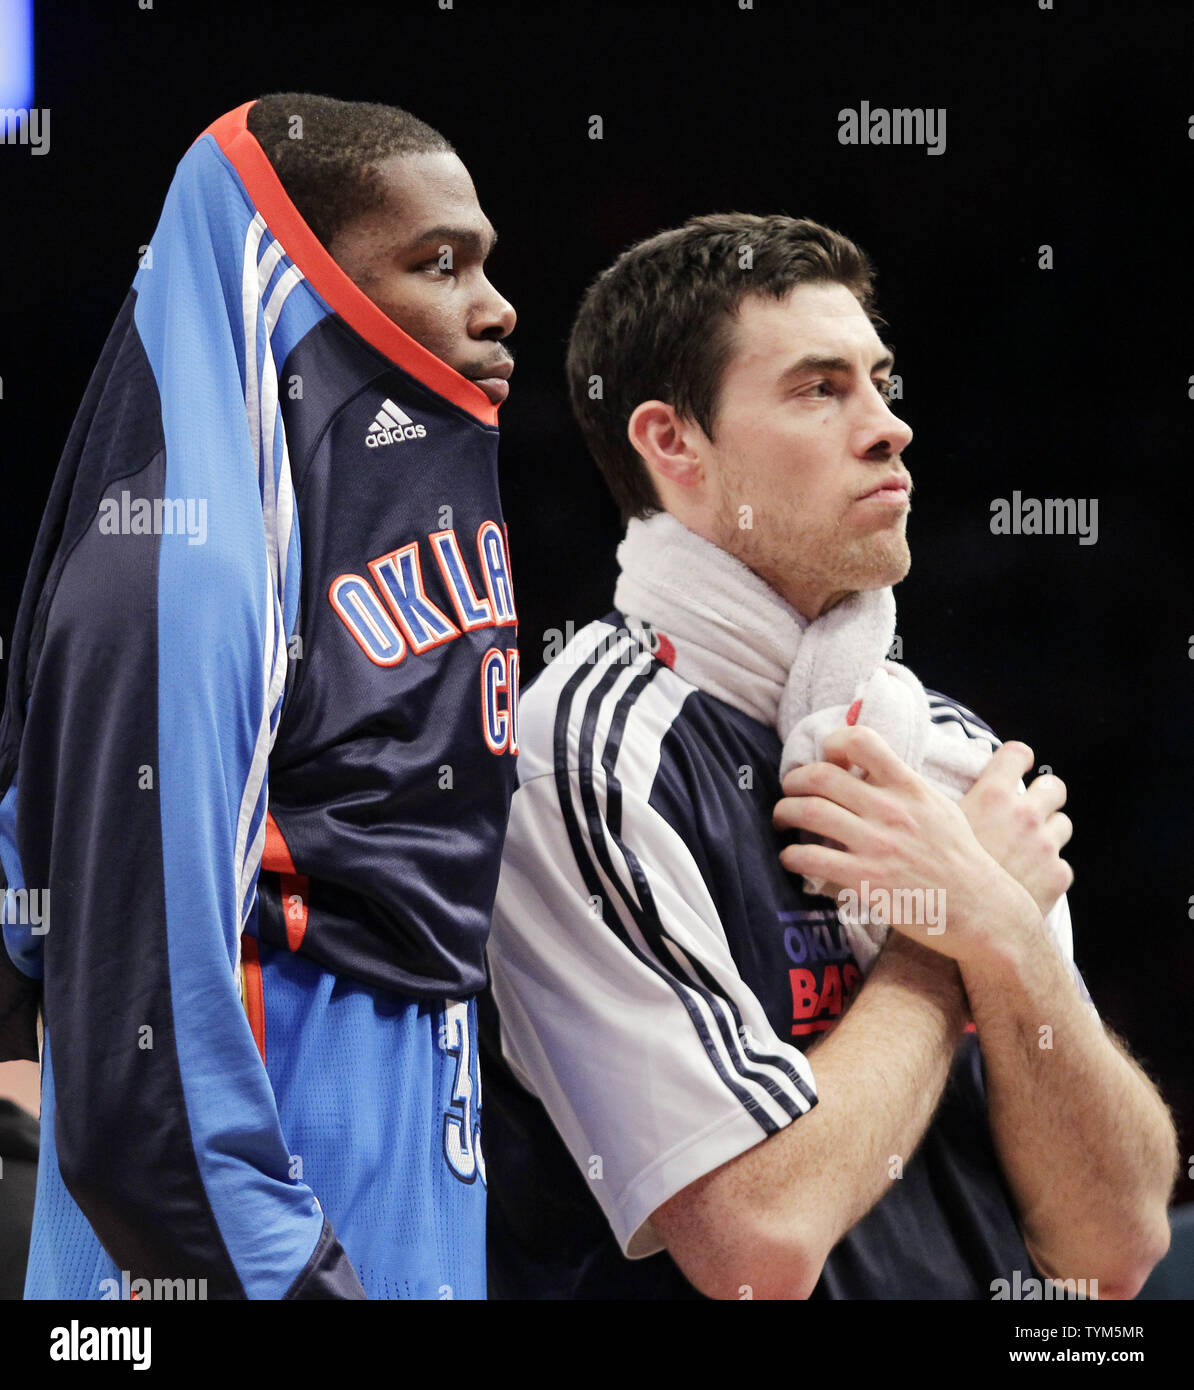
[651, 931, 967, 1300]
[962, 919, 1175, 1298]
[956, 743, 1177, 1298]
[651, 724, 1005, 1299]
[654, 726, 1175, 1301]
[774, 729, 1175, 1300]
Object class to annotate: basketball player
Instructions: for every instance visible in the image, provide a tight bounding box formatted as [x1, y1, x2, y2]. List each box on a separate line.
[480, 214, 1176, 1299]
[0, 94, 517, 1299]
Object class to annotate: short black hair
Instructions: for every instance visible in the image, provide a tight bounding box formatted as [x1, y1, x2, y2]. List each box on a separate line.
[246, 92, 453, 250]
[566, 213, 878, 523]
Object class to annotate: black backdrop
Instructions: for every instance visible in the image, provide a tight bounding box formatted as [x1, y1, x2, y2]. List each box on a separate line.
[2, 0, 1191, 1206]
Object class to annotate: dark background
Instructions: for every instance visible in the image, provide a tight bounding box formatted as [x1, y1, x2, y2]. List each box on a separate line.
[2, 0, 1191, 1204]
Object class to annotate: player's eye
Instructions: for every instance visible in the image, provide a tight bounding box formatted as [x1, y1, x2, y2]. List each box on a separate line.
[874, 378, 894, 400]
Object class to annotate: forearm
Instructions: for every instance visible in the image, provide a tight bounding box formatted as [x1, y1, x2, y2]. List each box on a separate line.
[656, 933, 968, 1298]
[962, 915, 1177, 1298]
[782, 933, 970, 1255]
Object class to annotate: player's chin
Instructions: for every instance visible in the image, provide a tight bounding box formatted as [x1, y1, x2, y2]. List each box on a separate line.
[846, 533, 911, 588]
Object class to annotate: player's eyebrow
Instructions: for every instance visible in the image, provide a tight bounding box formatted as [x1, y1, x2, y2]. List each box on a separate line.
[779, 348, 895, 379]
[406, 223, 498, 258]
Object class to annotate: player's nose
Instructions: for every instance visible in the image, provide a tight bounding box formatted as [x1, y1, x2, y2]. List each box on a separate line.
[474, 277, 516, 340]
[858, 387, 913, 458]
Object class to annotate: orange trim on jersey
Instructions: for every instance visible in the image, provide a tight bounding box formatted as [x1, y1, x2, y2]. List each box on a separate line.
[241, 935, 266, 1063]
[479, 647, 511, 754]
[199, 102, 499, 427]
[368, 543, 460, 654]
[476, 520, 518, 627]
[263, 812, 296, 874]
[263, 812, 310, 952]
[429, 528, 495, 631]
[328, 573, 408, 668]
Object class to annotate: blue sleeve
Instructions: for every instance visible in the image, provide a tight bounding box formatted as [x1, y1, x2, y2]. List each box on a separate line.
[0, 149, 368, 1293]
[12, 323, 362, 1297]
[0, 129, 371, 1298]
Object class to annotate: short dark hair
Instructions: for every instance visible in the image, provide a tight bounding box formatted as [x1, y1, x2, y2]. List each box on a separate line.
[246, 92, 453, 250]
[565, 214, 878, 523]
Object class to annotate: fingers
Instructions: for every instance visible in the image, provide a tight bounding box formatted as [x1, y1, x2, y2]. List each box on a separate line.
[772, 794, 864, 849]
[1042, 852, 1076, 907]
[820, 725, 921, 792]
[778, 839, 855, 885]
[1025, 771, 1067, 816]
[1047, 810, 1073, 851]
[780, 759, 874, 816]
[971, 741, 1035, 798]
[817, 736, 855, 773]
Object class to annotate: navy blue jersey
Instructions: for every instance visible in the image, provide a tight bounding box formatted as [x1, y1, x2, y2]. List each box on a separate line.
[482, 613, 1090, 1299]
[0, 103, 516, 1298]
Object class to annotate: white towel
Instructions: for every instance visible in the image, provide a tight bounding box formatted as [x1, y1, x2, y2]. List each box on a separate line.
[775, 587, 994, 969]
[614, 511, 1063, 975]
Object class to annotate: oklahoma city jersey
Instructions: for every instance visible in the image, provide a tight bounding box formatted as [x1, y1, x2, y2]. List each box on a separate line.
[0, 103, 517, 1299]
[482, 614, 1092, 1298]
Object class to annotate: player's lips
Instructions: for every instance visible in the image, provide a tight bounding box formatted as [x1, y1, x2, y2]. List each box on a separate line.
[469, 359, 514, 405]
[856, 474, 911, 503]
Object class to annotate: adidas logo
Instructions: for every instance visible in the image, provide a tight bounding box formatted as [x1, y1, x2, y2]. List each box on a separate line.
[365, 398, 428, 449]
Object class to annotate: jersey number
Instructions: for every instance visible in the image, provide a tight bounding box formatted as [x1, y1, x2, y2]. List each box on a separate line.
[439, 1000, 486, 1186]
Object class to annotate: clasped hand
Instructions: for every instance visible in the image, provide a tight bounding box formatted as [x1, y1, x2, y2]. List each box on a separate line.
[773, 727, 1073, 967]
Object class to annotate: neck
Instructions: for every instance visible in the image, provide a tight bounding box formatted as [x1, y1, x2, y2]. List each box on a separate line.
[677, 506, 847, 623]
[612, 511, 808, 727]
[783, 586, 852, 623]
[612, 511, 900, 734]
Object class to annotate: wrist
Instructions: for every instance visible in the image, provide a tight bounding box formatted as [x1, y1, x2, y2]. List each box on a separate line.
[956, 872, 1045, 982]
[876, 933, 969, 1032]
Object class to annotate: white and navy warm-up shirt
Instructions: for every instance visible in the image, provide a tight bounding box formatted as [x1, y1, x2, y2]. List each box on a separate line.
[481, 612, 1087, 1299]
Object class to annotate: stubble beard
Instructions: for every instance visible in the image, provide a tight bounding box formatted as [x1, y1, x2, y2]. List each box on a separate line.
[713, 479, 912, 618]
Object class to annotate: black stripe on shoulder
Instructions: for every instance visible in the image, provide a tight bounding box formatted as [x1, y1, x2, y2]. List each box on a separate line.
[925, 688, 999, 740]
[554, 640, 781, 1129]
[554, 636, 812, 1126]
[929, 709, 999, 745]
[553, 638, 787, 1130]
[596, 675, 814, 1115]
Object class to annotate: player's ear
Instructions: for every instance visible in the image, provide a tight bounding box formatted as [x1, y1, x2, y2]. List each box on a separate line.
[627, 400, 703, 488]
